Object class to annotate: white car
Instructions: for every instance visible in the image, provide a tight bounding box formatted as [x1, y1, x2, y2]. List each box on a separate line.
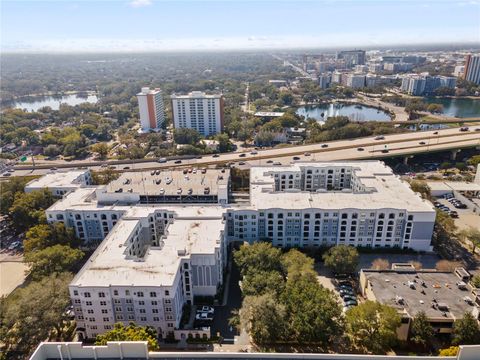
[195, 312, 213, 322]
[197, 306, 214, 314]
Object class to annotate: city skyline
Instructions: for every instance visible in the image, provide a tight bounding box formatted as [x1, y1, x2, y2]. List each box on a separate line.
[1, 0, 479, 52]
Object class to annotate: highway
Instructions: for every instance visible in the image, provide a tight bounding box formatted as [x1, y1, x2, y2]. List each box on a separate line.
[7, 127, 480, 177]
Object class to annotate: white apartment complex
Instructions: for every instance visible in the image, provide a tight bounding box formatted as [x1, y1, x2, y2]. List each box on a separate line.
[137, 87, 165, 132]
[464, 54, 480, 85]
[171, 91, 224, 136]
[39, 161, 436, 340]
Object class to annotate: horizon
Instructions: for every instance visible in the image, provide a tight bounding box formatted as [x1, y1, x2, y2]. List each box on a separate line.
[2, 0, 479, 52]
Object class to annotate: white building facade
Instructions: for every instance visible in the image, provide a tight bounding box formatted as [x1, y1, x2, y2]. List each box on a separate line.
[171, 92, 224, 136]
[137, 87, 165, 132]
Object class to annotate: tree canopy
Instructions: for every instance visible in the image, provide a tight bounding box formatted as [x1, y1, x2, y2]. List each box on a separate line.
[322, 245, 359, 275]
[345, 301, 401, 353]
[95, 323, 160, 350]
[452, 312, 480, 345]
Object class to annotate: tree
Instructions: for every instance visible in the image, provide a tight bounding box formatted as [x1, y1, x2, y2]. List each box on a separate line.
[371, 258, 390, 270]
[281, 273, 344, 347]
[426, 103, 444, 114]
[173, 128, 201, 145]
[281, 248, 315, 279]
[409, 180, 431, 200]
[470, 274, 480, 288]
[24, 222, 78, 253]
[322, 245, 359, 275]
[239, 293, 287, 345]
[9, 189, 55, 231]
[91, 142, 109, 160]
[25, 244, 84, 280]
[452, 312, 480, 345]
[214, 133, 233, 152]
[345, 301, 401, 353]
[467, 155, 480, 167]
[410, 311, 434, 349]
[458, 227, 480, 254]
[0, 176, 32, 215]
[1, 273, 73, 357]
[95, 323, 160, 350]
[234, 242, 283, 277]
[254, 131, 276, 147]
[241, 270, 285, 298]
[91, 168, 120, 185]
[43, 144, 62, 158]
[455, 162, 467, 172]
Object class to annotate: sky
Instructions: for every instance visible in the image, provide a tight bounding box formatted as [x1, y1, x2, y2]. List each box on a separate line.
[1, 0, 479, 52]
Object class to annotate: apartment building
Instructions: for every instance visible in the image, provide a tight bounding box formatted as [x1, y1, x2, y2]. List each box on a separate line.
[336, 50, 366, 67]
[137, 87, 165, 132]
[25, 169, 92, 196]
[225, 162, 435, 252]
[464, 54, 480, 85]
[38, 161, 437, 340]
[68, 206, 226, 340]
[171, 91, 224, 136]
[401, 74, 457, 96]
[345, 73, 366, 89]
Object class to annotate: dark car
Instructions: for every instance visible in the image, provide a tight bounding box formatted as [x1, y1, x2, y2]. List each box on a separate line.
[433, 131, 439, 135]
[238, 161, 246, 165]
[460, 127, 469, 132]
[321, 144, 329, 148]
[381, 149, 389, 153]
[293, 156, 300, 160]
[239, 153, 246, 157]
[212, 154, 220, 158]
[174, 160, 182, 164]
[266, 160, 273, 164]
[419, 141, 426, 145]
[357, 147, 364, 151]
[123, 166, 130, 169]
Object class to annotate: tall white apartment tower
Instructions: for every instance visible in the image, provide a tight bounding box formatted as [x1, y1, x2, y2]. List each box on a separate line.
[137, 87, 165, 132]
[171, 91, 224, 136]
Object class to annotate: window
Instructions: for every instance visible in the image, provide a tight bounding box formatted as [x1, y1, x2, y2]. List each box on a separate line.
[151, 301, 158, 305]
[125, 290, 130, 296]
[150, 292, 157, 298]
[100, 301, 107, 306]
[98, 292, 105, 298]
[139, 309, 146, 314]
[113, 290, 118, 296]
[73, 290, 78, 296]
[137, 292, 144, 297]
[103, 317, 109, 321]
[168, 323, 174, 328]
[153, 317, 160, 321]
[84, 292, 91, 298]
[165, 299, 171, 304]
[165, 290, 170, 296]
[138, 300, 145, 305]
[86, 301, 92, 306]
[101, 309, 108, 314]
[152, 309, 159, 313]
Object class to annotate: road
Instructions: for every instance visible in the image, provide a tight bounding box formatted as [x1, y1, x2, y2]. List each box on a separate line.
[6, 127, 480, 177]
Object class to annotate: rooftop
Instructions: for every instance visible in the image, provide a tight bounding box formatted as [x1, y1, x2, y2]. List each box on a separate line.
[25, 170, 88, 190]
[171, 91, 222, 99]
[105, 169, 229, 197]
[71, 206, 226, 288]
[362, 269, 475, 320]
[249, 161, 434, 212]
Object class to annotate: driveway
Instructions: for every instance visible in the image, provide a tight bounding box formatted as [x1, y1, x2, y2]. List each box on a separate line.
[210, 258, 242, 342]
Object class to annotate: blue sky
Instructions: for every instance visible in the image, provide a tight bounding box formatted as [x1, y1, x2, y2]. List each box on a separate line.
[1, 0, 479, 52]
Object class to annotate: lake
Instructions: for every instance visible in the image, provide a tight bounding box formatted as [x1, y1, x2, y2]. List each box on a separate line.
[12, 93, 98, 112]
[423, 97, 480, 118]
[296, 102, 391, 124]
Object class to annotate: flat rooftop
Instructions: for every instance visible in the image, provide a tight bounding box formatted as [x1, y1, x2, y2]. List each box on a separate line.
[249, 161, 434, 212]
[71, 206, 226, 287]
[25, 170, 87, 190]
[171, 91, 222, 99]
[105, 169, 229, 197]
[363, 269, 475, 320]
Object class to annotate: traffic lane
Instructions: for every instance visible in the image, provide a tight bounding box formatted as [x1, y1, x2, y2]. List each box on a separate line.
[210, 260, 242, 341]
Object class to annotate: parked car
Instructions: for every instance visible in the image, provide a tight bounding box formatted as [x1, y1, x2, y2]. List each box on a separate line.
[304, 152, 311, 156]
[266, 160, 273, 163]
[239, 153, 246, 157]
[344, 300, 358, 306]
[197, 306, 214, 314]
[195, 312, 213, 322]
[374, 135, 385, 140]
[449, 211, 459, 218]
[293, 156, 300, 160]
[8, 241, 21, 250]
[158, 158, 167, 163]
[357, 147, 364, 151]
[342, 295, 357, 301]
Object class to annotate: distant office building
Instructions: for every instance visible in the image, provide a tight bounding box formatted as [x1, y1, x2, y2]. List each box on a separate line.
[336, 50, 366, 67]
[368, 62, 383, 73]
[384, 63, 413, 73]
[137, 87, 165, 132]
[318, 74, 331, 89]
[464, 54, 480, 85]
[171, 91, 224, 136]
[382, 55, 426, 64]
[345, 74, 366, 89]
[354, 65, 368, 73]
[331, 71, 343, 84]
[401, 74, 456, 96]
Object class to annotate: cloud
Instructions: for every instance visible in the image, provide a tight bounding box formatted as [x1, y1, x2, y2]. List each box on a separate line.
[129, 0, 152, 8]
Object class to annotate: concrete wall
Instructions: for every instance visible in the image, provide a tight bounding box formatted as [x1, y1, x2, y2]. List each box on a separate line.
[30, 341, 480, 360]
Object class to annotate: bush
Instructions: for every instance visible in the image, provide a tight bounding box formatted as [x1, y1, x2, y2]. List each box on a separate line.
[471, 274, 480, 289]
